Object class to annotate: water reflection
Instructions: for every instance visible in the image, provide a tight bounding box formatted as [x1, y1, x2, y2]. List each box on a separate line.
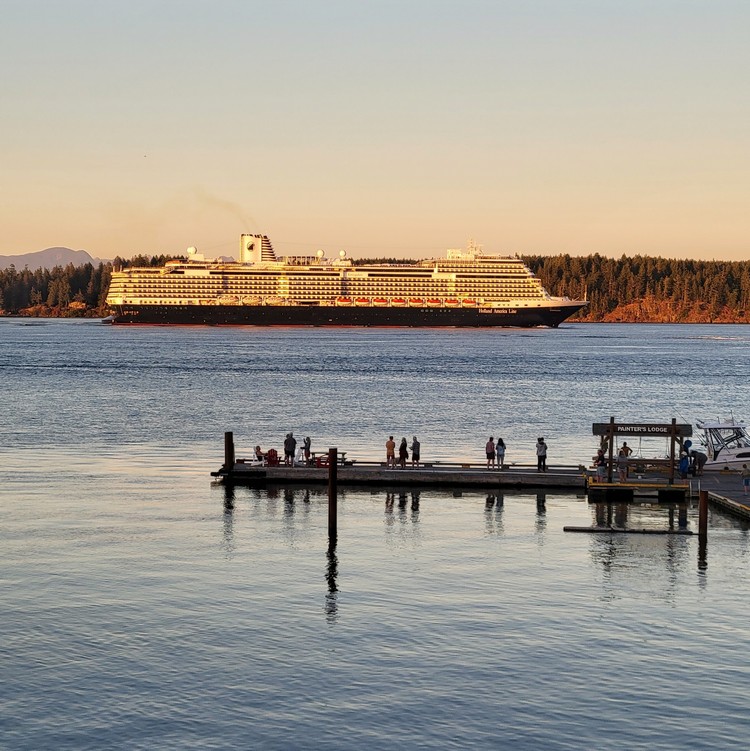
[324, 543, 339, 624]
[589, 502, 693, 603]
[411, 491, 421, 524]
[535, 492, 547, 535]
[384, 489, 422, 542]
[484, 492, 504, 535]
[215, 484, 750, 598]
[222, 484, 235, 558]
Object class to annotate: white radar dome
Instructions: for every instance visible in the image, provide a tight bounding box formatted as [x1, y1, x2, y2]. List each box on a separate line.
[339, 250, 347, 259]
[187, 246, 197, 256]
[316, 249, 325, 258]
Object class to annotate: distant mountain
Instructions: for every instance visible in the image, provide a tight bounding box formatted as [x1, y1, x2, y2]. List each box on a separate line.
[0, 247, 103, 271]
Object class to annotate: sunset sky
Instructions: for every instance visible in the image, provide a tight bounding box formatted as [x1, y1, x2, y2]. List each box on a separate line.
[2, 0, 748, 261]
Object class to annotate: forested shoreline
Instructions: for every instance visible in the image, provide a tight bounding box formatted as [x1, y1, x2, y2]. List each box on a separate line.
[1, 253, 749, 322]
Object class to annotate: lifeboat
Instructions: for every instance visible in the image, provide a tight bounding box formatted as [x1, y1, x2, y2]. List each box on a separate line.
[216, 294, 240, 305]
[444, 298, 460, 307]
[461, 298, 477, 307]
[264, 295, 285, 305]
[354, 297, 371, 306]
[373, 297, 389, 306]
[426, 298, 443, 307]
[242, 295, 263, 306]
[391, 297, 408, 306]
[408, 297, 425, 307]
[336, 296, 354, 306]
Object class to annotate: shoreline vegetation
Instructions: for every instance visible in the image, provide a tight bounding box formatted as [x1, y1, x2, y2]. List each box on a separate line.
[0, 253, 748, 323]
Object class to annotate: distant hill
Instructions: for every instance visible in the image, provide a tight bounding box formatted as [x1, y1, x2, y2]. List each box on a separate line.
[0, 247, 103, 271]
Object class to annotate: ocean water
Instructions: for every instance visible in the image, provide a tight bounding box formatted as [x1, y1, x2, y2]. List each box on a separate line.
[2, 319, 750, 750]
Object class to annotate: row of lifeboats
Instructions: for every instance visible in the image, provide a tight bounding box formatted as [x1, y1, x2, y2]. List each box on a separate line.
[334, 296, 484, 308]
[213, 294, 487, 307]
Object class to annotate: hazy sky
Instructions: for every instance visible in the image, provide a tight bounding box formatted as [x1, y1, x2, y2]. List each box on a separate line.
[2, 0, 748, 261]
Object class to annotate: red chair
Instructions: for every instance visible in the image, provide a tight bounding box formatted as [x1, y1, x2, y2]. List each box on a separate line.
[266, 448, 279, 466]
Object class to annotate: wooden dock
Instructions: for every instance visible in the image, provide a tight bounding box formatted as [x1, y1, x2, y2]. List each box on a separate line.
[587, 478, 689, 503]
[212, 461, 587, 490]
[694, 472, 750, 520]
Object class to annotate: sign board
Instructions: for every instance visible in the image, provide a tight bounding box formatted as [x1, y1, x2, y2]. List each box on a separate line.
[592, 422, 692, 437]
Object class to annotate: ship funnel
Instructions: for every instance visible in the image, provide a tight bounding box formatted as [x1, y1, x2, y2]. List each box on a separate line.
[240, 233, 276, 264]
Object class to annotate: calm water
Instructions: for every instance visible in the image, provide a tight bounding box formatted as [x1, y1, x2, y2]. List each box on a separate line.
[3, 319, 750, 750]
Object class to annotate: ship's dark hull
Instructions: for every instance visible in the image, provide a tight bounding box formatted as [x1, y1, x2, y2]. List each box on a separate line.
[107, 302, 586, 327]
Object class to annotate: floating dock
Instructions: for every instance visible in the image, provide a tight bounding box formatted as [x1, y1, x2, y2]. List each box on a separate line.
[212, 461, 588, 490]
[697, 473, 750, 520]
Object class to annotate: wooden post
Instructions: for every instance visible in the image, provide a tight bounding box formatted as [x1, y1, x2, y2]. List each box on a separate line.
[328, 447, 338, 542]
[698, 489, 708, 568]
[668, 418, 677, 485]
[607, 416, 615, 483]
[698, 489, 708, 541]
[224, 431, 235, 471]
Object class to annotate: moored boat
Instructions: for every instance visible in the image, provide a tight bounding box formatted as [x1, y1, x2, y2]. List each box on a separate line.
[695, 418, 750, 470]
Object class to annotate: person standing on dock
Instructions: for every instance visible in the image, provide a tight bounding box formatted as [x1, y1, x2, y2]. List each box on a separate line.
[742, 464, 750, 494]
[617, 448, 628, 482]
[386, 436, 396, 468]
[399, 437, 409, 469]
[496, 438, 506, 469]
[486, 437, 496, 469]
[621, 441, 633, 477]
[411, 436, 421, 467]
[595, 448, 606, 481]
[536, 437, 548, 472]
[303, 436, 312, 465]
[284, 433, 297, 466]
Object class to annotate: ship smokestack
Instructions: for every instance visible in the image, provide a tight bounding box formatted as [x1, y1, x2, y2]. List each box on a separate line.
[240, 233, 276, 264]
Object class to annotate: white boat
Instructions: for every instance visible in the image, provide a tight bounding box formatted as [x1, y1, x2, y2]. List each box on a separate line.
[694, 418, 750, 470]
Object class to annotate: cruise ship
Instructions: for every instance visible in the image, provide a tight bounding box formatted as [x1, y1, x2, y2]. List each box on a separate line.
[105, 234, 587, 326]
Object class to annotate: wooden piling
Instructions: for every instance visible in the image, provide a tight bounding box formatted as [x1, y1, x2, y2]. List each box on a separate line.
[224, 431, 235, 471]
[698, 489, 708, 541]
[328, 447, 338, 542]
[669, 418, 677, 485]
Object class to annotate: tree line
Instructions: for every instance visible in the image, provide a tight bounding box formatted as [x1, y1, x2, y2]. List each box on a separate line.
[1, 252, 749, 322]
[526, 254, 750, 322]
[0, 255, 177, 317]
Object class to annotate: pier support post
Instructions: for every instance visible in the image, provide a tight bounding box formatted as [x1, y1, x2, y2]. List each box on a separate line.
[698, 490, 708, 545]
[328, 447, 338, 543]
[669, 418, 677, 485]
[224, 431, 235, 471]
[698, 490, 708, 568]
[607, 416, 615, 483]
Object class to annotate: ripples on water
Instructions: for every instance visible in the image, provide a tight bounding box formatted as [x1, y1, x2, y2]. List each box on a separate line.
[2, 320, 750, 749]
